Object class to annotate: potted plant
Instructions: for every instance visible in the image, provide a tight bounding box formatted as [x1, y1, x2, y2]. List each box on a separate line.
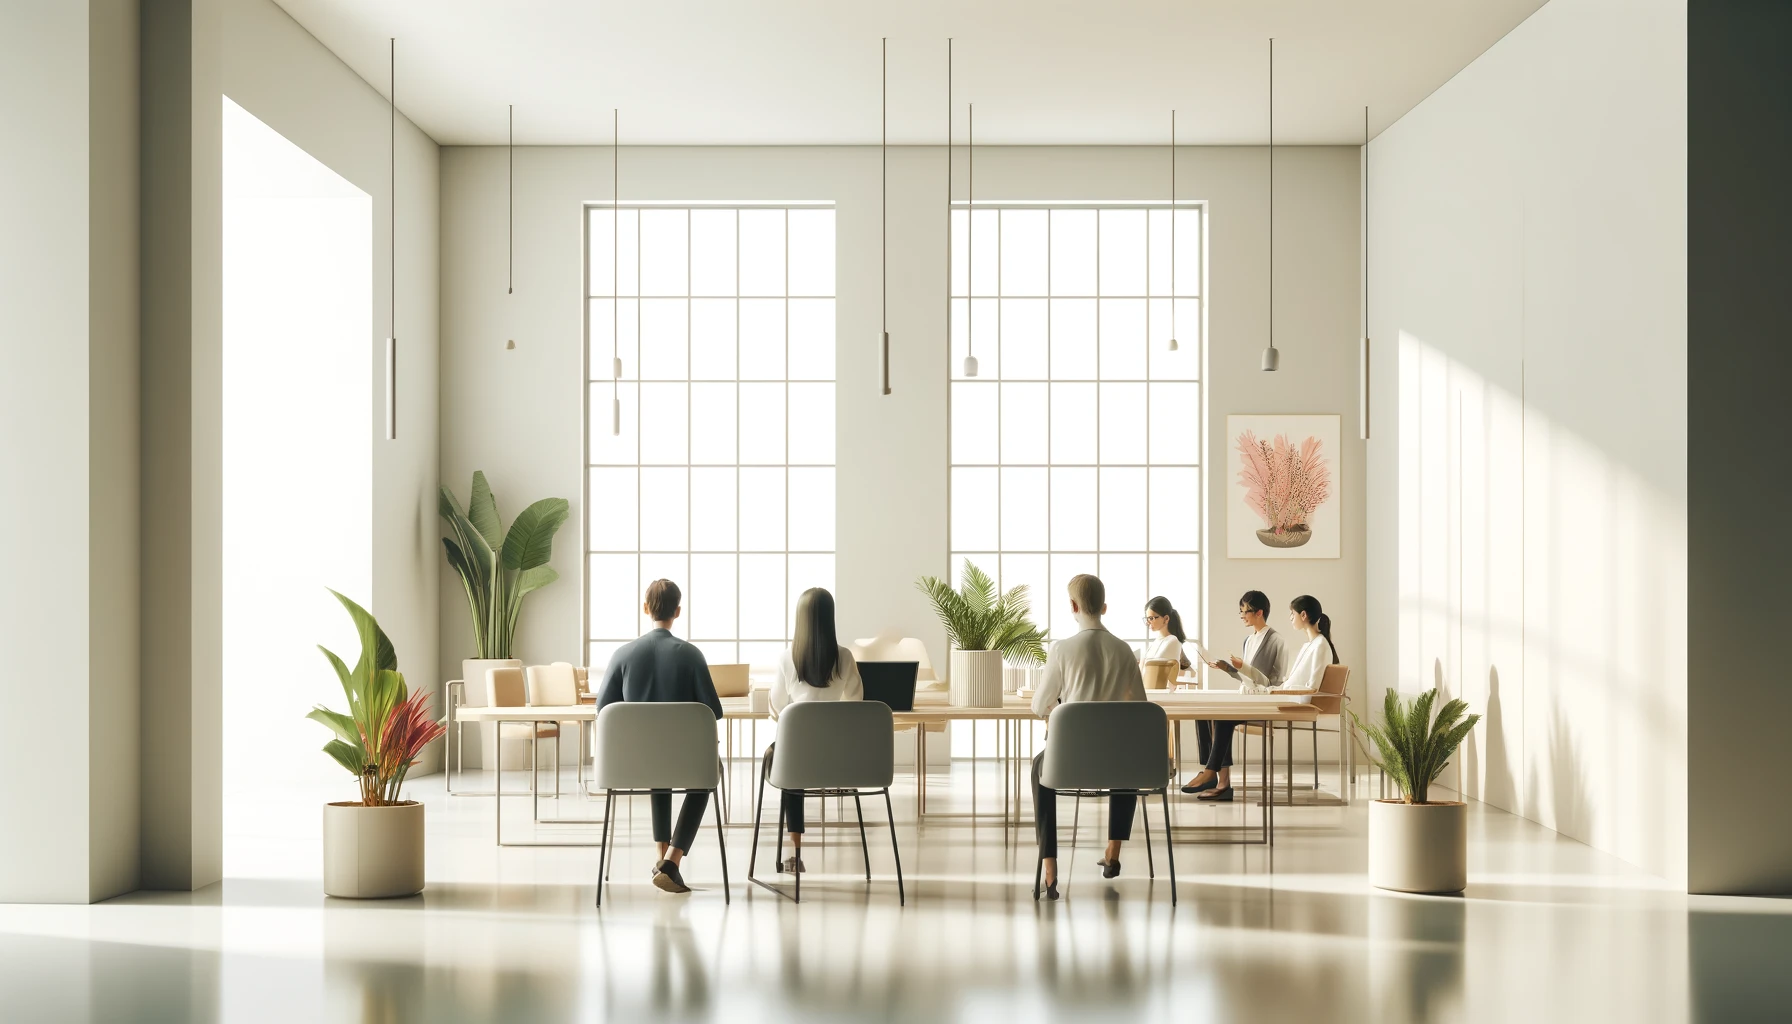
[915, 562, 1047, 708]
[439, 470, 569, 768]
[1351, 688, 1482, 893]
[308, 590, 445, 898]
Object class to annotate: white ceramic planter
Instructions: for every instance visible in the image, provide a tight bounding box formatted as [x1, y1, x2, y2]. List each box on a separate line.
[461, 657, 524, 770]
[1369, 799, 1467, 893]
[949, 649, 1004, 708]
[323, 801, 425, 898]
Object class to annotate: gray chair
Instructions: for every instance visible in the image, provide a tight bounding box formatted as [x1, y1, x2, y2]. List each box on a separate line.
[749, 701, 905, 905]
[1036, 701, 1177, 905]
[590, 702, 728, 907]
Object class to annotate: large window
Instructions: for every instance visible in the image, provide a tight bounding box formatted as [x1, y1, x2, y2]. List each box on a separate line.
[949, 204, 1204, 649]
[585, 205, 836, 670]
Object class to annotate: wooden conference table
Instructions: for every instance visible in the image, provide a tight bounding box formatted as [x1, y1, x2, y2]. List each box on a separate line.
[458, 690, 1320, 847]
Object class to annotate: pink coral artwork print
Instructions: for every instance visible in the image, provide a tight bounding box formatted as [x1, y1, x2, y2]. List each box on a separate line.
[1226, 415, 1341, 558]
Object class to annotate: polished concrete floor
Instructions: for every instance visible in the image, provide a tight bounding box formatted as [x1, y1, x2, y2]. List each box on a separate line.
[2, 758, 1786, 1023]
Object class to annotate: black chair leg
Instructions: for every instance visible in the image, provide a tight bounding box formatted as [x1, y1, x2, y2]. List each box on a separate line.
[595, 790, 615, 907]
[749, 752, 768, 880]
[1162, 789, 1177, 906]
[1034, 853, 1044, 901]
[853, 793, 871, 882]
[1141, 795, 1155, 879]
[883, 788, 904, 906]
[711, 788, 730, 905]
[782, 798, 798, 904]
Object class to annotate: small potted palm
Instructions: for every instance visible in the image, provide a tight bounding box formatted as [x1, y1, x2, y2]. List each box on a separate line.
[1352, 688, 1482, 893]
[308, 590, 445, 898]
[916, 562, 1047, 708]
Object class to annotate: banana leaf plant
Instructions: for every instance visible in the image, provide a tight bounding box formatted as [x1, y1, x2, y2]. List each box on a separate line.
[439, 471, 570, 660]
[307, 590, 444, 806]
[1349, 687, 1482, 805]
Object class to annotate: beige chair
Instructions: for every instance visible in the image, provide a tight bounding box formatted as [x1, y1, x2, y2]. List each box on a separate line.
[526, 663, 583, 794]
[1241, 664, 1353, 804]
[1141, 660, 1178, 690]
[488, 666, 556, 791]
[710, 663, 751, 697]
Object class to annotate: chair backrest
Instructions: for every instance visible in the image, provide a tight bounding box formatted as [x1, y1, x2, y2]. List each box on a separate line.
[488, 666, 527, 707]
[573, 665, 590, 694]
[852, 635, 937, 681]
[709, 663, 751, 697]
[591, 703, 720, 790]
[1312, 664, 1351, 715]
[526, 663, 579, 706]
[1141, 661, 1178, 690]
[1039, 701, 1170, 792]
[769, 701, 895, 791]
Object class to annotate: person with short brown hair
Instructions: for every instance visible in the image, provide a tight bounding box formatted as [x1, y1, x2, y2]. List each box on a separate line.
[595, 579, 722, 894]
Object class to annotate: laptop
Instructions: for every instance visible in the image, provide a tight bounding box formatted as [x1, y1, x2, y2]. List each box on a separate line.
[858, 661, 919, 712]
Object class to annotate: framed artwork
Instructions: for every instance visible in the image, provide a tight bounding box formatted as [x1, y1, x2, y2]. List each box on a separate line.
[1226, 414, 1340, 559]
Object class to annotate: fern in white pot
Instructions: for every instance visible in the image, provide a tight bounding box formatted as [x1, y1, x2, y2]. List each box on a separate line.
[915, 562, 1047, 708]
[1351, 688, 1482, 893]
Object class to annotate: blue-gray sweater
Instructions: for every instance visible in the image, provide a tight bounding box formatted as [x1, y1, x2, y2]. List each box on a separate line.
[595, 628, 724, 720]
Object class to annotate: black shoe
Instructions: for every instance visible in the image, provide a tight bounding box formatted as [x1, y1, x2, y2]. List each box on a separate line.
[1097, 858, 1122, 879]
[1181, 775, 1218, 794]
[1044, 880, 1060, 901]
[779, 855, 806, 874]
[652, 861, 691, 894]
[1196, 787, 1234, 802]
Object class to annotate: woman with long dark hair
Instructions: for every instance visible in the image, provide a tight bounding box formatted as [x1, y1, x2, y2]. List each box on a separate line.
[764, 587, 863, 873]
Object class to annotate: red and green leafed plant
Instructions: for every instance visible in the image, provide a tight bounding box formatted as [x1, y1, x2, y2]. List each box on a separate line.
[308, 590, 445, 806]
[1235, 430, 1332, 534]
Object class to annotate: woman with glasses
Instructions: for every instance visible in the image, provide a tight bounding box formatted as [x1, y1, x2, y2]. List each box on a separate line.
[1140, 596, 1192, 671]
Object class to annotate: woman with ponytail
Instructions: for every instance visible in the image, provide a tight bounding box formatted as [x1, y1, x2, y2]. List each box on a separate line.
[1141, 596, 1192, 671]
[1252, 594, 1338, 702]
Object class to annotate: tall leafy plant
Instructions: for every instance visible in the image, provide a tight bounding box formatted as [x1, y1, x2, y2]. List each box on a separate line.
[307, 590, 445, 806]
[1350, 688, 1481, 805]
[439, 471, 570, 659]
[915, 561, 1048, 664]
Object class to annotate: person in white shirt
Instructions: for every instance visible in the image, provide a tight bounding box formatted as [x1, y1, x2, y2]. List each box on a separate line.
[764, 587, 862, 875]
[1140, 596, 1192, 671]
[1186, 594, 1337, 802]
[1031, 574, 1147, 900]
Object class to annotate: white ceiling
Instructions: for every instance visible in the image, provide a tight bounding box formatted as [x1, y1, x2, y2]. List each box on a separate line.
[272, 0, 1548, 147]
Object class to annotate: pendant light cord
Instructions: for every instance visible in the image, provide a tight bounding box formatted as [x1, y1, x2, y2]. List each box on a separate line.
[1171, 109, 1176, 341]
[389, 37, 396, 342]
[967, 102, 973, 364]
[613, 108, 619, 407]
[945, 38, 952, 373]
[508, 104, 514, 295]
[1363, 105, 1369, 335]
[882, 37, 887, 336]
[1268, 37, 1275, 356]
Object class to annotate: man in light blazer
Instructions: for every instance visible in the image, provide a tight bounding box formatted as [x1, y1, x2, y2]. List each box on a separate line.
[1183, 590, 1289, 793]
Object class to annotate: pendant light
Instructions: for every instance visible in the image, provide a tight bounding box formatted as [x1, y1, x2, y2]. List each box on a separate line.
[1168, 109, 1179, 352]
[880, 38, 891, 396]
[505, 103, 515, 350]
[1262, 38, 1279, 373]
[611, 108, 622, 436]
[963, 101, 978, 378]
[1360, 105, 1371, 439]
[385, 38, 398, 440]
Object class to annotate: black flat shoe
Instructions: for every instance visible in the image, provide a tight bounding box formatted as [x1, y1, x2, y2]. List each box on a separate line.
[1097, 858, 1122, 879]
[652, 861, 691, 894]
[1181, 775, 1218, 794]
[1042, 880, 1060, 901]
[1196, 787, 1234, 802]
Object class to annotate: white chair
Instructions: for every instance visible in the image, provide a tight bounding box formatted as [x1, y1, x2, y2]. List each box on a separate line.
[526, 663, 582, 794]
[590, 702, 728, 907]
[1035, 701, 1176, 905]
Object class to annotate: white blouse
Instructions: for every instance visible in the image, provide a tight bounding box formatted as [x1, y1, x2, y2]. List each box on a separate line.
[1272, 634, 1336, 704]
[769, 646, 864, 719]
[1141, 634, 1184, 667]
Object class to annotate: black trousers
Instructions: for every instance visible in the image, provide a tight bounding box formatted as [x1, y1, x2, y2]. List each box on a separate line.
[650, 790, 709, 852]
[761, 743, 808, 834]
[1202, 721, 1240, 770]
[1032, 751, 1136, 859]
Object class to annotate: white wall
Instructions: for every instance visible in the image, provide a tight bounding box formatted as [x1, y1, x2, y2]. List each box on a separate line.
[440, 144, 1364, 738]
[220, 0, 441, 752]
[1367, 0, 1687, 882]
